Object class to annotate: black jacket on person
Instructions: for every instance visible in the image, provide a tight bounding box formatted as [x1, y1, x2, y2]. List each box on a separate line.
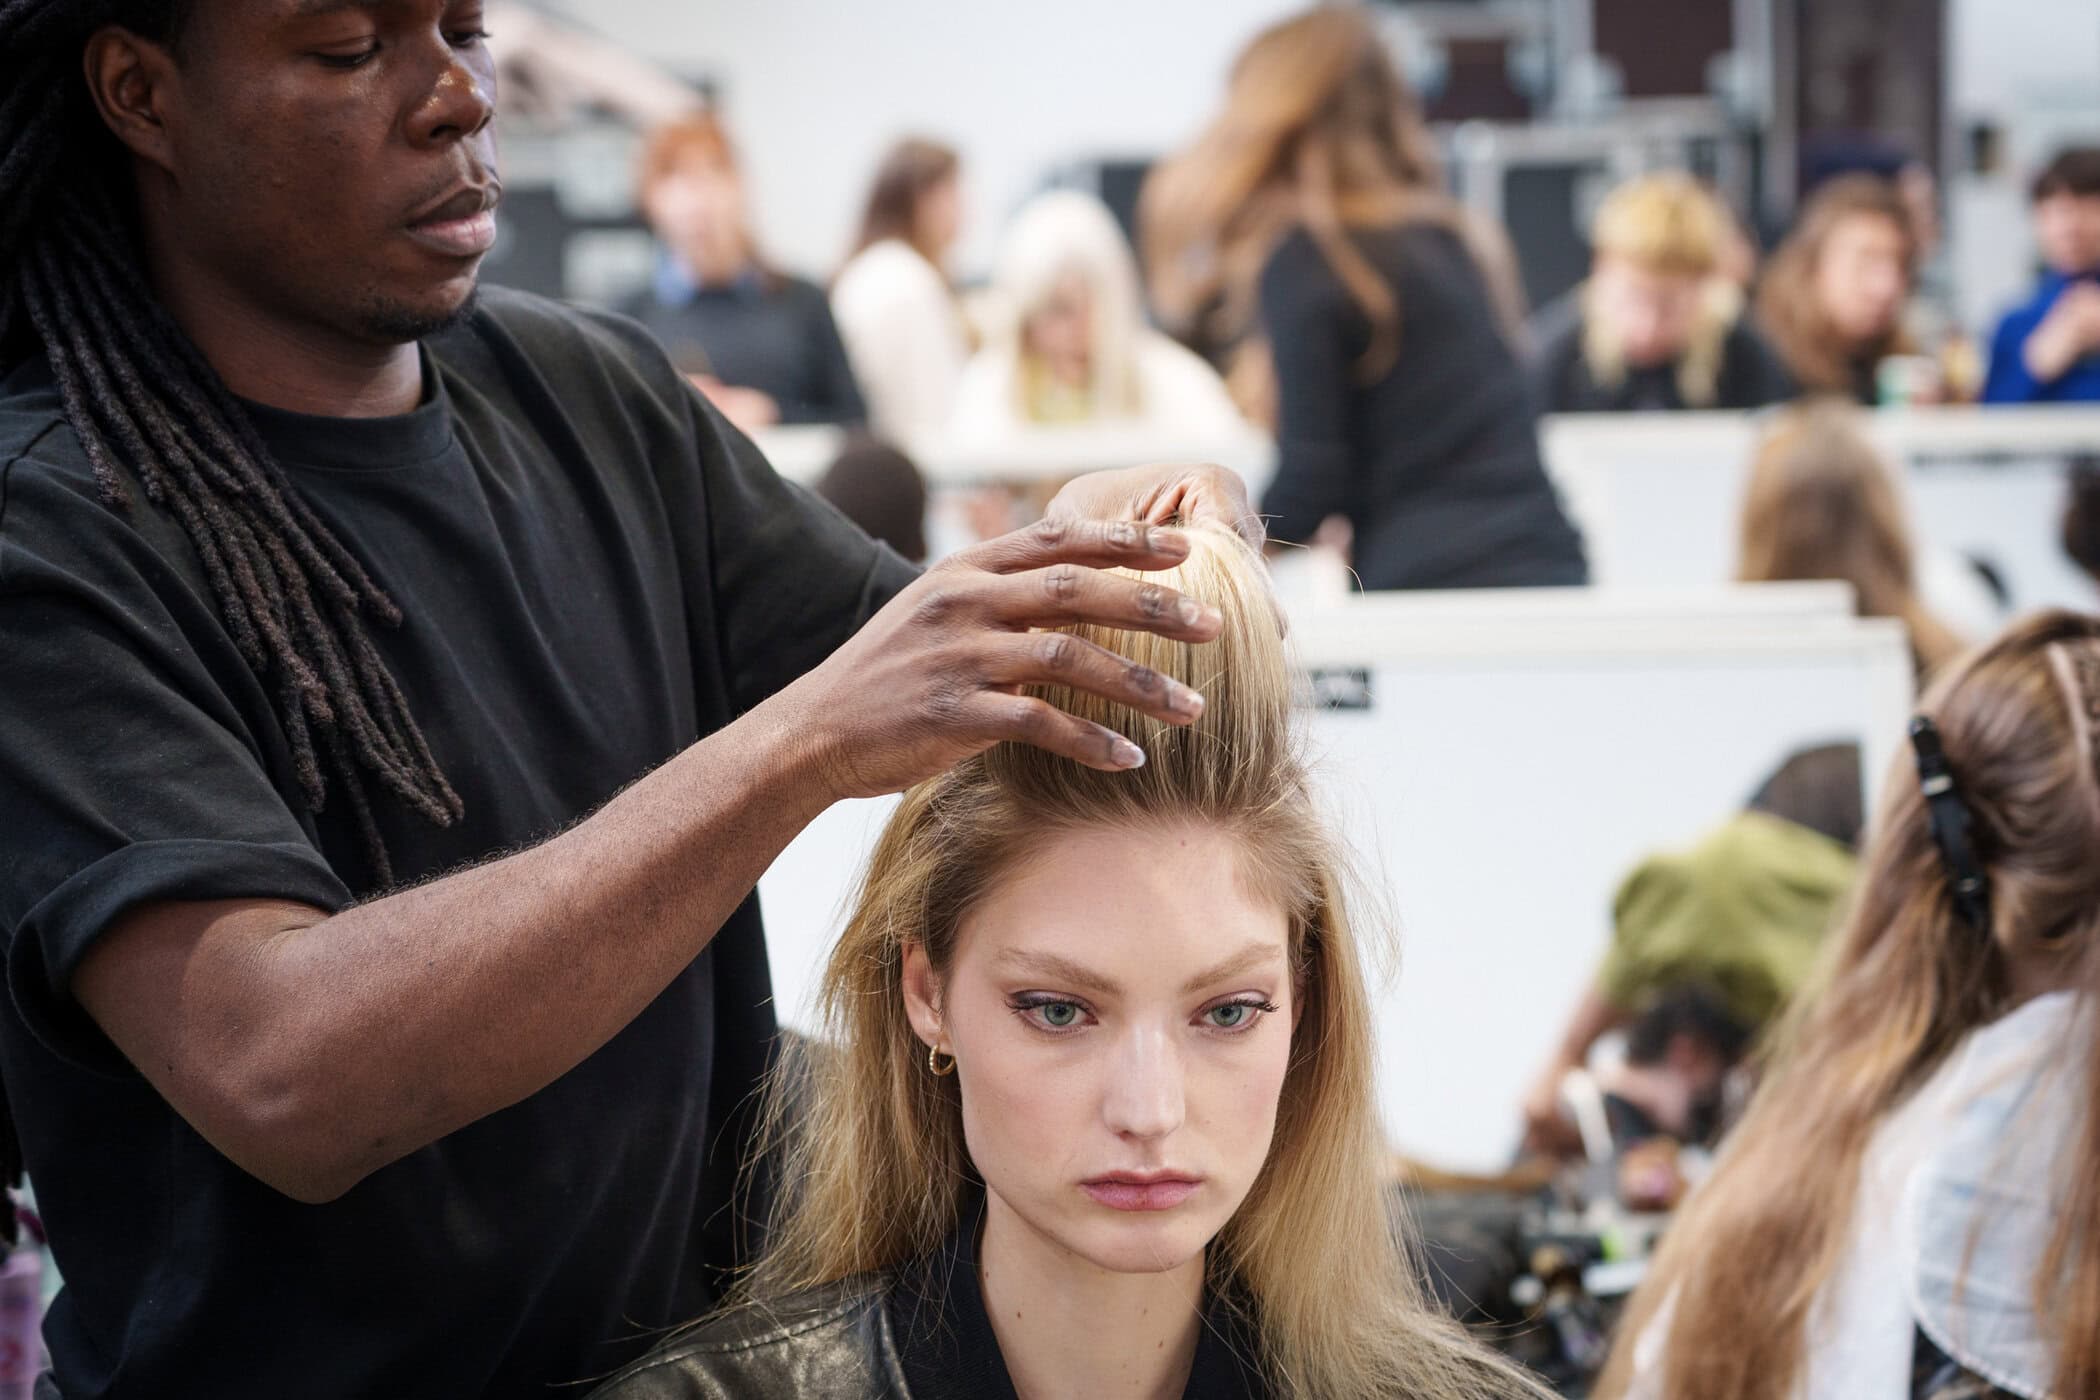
[588, 1197, 1271, 1400]
[1527, 291, 1796, 414]
[621, 264, 867, 425]
[1258, 224, 1587, 590]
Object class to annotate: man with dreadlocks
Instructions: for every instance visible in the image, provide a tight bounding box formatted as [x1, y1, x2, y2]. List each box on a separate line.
[0, 3, 1254, 1396]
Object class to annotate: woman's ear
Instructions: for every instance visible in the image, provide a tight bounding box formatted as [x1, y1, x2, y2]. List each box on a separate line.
[901, 942, 945, 1049]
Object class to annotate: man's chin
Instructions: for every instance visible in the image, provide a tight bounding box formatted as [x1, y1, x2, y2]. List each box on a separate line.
[355, 280, 482, 345]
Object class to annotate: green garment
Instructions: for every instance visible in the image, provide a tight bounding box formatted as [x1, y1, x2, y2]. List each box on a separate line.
[1600, 810, 1858, 1029]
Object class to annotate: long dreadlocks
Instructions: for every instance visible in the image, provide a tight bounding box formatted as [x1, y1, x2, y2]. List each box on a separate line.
[2, 0, 464, 889]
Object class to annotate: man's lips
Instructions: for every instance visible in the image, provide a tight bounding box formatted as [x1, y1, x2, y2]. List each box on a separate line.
[405, 182, 501, 258]
[1080, 1172, 1203, 1212]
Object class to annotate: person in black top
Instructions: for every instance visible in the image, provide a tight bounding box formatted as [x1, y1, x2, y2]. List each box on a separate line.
[0, 4, 1253, 1397]
[621, 110, 867, 431]
[1529, 173, 1794, 414]
[1144, 7, 1586, 591]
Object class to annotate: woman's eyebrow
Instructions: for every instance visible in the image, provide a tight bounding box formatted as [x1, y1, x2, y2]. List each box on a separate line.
[995, 950, 1119, 996]
[1181, 941, 1285, 994]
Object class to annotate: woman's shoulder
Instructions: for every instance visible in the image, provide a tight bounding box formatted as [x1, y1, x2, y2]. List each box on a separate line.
[586, 1277, 898, 1399]
[834, 241, 944, 308]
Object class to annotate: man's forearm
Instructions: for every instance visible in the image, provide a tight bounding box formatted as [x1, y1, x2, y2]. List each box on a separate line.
[96, 683, 834, 1202]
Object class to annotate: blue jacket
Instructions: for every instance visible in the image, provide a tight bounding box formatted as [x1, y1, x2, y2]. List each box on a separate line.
[1982, 269, 2100, 403]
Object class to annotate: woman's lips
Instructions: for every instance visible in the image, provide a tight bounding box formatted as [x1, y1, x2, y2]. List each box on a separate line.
[405, 209, 498, 259]
[1080, 1176, 1201, 1212]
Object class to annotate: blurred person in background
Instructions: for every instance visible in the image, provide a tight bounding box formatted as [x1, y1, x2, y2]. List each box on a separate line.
[814, 435, 929, 564]
[832, 138, 973, 444]
[1737, 401, 1970, 678]
[947, 189, 1246, 446]
[2063, 462, 2100, 600]
[625, 111, 865, 432]
[1983, 146, 2100, 405]
[1520, 743, 1862, 1165]
[1755, 176, 1921, 405]
[1145, 5, 1587, 590]
[1599, 613, 2100, 1400]
[1531, 173, 1793, 414]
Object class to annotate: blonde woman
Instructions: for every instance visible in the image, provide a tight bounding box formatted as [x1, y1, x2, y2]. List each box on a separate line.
[1599, 611, 2100, 1400]
[946, 189, 1246, 447]
[1737, 401, 1967, 678]
[590, 526, 1547, 1398]
[1144, 5, 1585, 590]
[1755, 175, 1919, 405]
[1531, 174, 1794, 413]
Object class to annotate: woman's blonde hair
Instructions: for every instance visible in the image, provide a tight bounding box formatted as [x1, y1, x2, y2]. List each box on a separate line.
[1580, 175, 1738, 406]
[1590, 173, 1727, 277]
[1141, 4, 1525, 382]
[985, 189, 1146, 421]
[1737, 400, 1965, 677]
[1597, 610, 2100, 1400]
[1754, 174, 1917, 394]
[749, 524, 1545, 1400]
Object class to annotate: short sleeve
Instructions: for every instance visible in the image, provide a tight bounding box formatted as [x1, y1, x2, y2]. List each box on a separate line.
[0, 468, 350, 1069]
[681, 387, 920, 713]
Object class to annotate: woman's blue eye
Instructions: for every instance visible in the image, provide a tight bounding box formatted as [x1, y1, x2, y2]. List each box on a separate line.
[1204, 1000, 1276, 1031]
[1039, 1002, 1081, 1028]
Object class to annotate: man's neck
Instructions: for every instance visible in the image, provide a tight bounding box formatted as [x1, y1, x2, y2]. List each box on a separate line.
[148, 255, 423, 419]
[978, 1193, 1204, 1400]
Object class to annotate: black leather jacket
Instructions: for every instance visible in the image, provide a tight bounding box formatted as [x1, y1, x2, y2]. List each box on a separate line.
[587, 1277, 904, 1399]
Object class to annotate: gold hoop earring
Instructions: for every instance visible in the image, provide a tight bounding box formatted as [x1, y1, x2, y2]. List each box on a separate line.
[927, 1043, 956, 1077]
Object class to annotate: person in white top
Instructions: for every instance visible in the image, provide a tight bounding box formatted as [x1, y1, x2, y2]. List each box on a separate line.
[831, 139, 972, 447]
[947, 190, 1250, 454]
[1598, 610, 2100, 1400]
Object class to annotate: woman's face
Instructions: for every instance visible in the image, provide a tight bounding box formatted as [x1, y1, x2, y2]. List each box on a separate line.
[1813, 213, 1911, 347]
[916, 173, 964, 262]
[904, 822, 1296, 1275]
[1591, 256, 1706, 367]
[643, 155, 748, 276]
[1022, 272, 1095, 387]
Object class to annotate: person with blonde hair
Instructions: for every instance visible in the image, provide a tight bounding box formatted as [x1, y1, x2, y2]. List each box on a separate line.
[1755, 175, 1919, 405]
[590, 525, 1548, 1399]
[1144, 4, 1585, 590]
[947, 189, 1246, 449]
[832, 138, 974, 443]
[1531, 174, 1793, 413]
[1737, 401, 1967, 678]
[1599, 610, 2100, 1400]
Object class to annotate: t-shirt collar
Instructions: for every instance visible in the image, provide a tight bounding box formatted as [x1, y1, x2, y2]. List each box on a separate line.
[236, 344, 456, 473]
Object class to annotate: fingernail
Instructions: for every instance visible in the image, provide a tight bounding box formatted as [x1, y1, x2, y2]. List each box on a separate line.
[1174, 684, 1205, 717]
[1178, 598, 1219, 627]
[1148, 527, 1189, 553]
[1114, 738, 1146, 769]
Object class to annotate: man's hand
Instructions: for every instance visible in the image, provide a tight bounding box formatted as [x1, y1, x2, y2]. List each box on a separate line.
[780, 517, 1220, 801]
[1045, 462, 1264, 549]
[2025, 282, 2100, 384]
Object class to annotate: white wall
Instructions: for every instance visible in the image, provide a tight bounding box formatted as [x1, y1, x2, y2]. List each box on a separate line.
[542, 0, 1303, 278]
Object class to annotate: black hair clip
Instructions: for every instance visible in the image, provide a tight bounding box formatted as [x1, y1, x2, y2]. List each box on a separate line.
[1909, 716, 1991, 933]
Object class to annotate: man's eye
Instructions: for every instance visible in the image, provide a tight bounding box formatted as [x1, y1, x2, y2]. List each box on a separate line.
[314, 45, 378, 69]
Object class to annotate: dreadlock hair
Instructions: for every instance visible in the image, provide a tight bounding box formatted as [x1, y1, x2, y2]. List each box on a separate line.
[2, 0, 463, 889]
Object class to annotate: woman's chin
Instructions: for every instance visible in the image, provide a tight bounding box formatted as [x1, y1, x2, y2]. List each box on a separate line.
[1057, 1210, 1223, 1276]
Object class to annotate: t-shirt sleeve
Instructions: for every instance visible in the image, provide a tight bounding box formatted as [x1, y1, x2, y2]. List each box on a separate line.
[681, 387, 919, 713]
[0, 480, 350, 1069]
[1257, 235, 1363, 546]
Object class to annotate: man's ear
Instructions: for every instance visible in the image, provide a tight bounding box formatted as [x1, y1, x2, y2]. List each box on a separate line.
[900, 943, 945, 1050]
[82, 25, 184, 178]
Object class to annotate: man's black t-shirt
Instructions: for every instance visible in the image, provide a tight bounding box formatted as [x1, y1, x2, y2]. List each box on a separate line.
[0, 287, 917, 1399]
